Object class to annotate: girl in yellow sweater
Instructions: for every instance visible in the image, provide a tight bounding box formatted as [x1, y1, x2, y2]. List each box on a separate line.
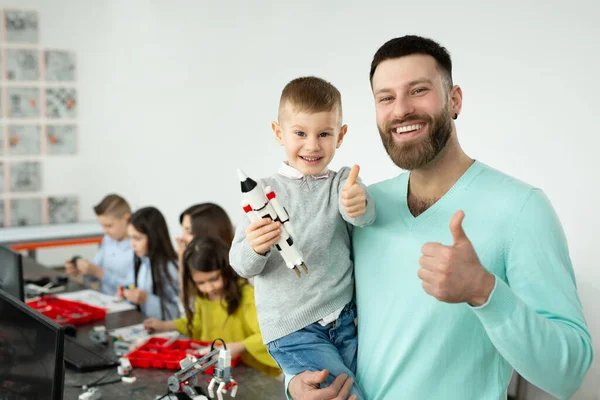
[143, 236, 280, 377]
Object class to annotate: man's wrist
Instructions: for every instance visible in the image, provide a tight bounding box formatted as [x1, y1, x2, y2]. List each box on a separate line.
[469, 269, 495, 306]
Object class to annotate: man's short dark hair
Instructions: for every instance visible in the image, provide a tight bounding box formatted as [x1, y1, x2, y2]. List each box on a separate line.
[370, 35, 453, 91]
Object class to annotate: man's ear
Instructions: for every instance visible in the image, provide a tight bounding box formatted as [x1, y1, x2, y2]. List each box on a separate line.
[450, 85, 463, 120]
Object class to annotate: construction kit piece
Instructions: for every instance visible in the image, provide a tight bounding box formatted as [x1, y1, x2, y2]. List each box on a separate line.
[237, 169, 308, 277]
[166, 339, 238, 400]
[88, 326, 109, 345]
[117, 357, 132, 376]
[78, 387, 101, 400]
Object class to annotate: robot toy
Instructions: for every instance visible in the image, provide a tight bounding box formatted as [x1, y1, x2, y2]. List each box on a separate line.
[166, 339, 238, 400]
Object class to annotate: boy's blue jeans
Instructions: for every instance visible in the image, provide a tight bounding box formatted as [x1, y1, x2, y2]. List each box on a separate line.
[267, 302, 365, 399]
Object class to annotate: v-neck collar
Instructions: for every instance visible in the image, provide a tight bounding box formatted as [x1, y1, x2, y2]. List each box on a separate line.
[399, 160, 485, 229]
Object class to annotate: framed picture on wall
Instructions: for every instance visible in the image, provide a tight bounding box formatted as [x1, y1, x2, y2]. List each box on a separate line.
[8, 161, 42, 192]
[46, 124, 77, 154]
[9, 197, 42, 226]
[48, 195, 78, 224]
[5, 49, 40, 81]
[46, 87, 77, 119]
[44, 50, 76, 81]
[7, 87, 40, 118]
[7, 125, 41, 155]
[3, 10, 39, 44]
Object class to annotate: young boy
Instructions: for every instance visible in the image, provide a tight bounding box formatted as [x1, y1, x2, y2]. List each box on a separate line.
[229, 77, 375, 398]
[65, 194, 135, 295]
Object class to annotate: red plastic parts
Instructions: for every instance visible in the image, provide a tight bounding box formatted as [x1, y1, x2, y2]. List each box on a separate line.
[124, 337, 240, 374]
[26, 296, 107, 325]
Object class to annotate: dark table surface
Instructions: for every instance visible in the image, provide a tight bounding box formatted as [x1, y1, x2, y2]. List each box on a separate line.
[22, 258, 285, 400]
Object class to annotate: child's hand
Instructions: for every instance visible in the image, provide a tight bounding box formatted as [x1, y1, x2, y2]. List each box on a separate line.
[175, 237, 187, 259]
[245, 218, 281, 255]
[213, 342, 245, 359]
[123, 288, 148, 305]
[74, 259, 94, 275]
[64, 260, 79, 276]
[341, 165, 367, 218]
[227, 342, 246, 359]
[74, 260, 104, 279]
[143, 318, 167, 333]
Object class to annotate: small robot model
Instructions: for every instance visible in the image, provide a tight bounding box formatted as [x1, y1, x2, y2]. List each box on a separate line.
[166, 339, 238, 400]
[208, 348, 237, 400]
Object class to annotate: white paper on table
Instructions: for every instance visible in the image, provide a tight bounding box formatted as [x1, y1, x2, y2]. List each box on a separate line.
[57, 289, 136, 314]
[109, 323, 179, 343]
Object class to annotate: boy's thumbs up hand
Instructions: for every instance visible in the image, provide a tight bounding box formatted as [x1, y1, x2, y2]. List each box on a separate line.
[341, 165, 367, 218]
[343, 165, 360, 189]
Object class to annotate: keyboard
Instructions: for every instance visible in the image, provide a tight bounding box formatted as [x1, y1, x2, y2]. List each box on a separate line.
[64, 335, 119, 372]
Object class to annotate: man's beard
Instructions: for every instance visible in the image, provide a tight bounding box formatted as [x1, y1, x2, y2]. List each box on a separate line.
[378, 107, 453, 170]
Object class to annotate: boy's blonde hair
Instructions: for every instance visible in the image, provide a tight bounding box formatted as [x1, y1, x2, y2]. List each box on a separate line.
[93, 194, 131, 218]
[278, 76, 342, 122]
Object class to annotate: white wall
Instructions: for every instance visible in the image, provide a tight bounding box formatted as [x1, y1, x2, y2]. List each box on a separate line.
[1, 0, 598, 398]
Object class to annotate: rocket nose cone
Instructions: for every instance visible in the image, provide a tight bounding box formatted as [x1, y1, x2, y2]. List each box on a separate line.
[237, 169, 248, 181]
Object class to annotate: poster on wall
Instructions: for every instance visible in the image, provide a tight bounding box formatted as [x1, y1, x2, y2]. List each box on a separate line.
[6, 49, 40, 81]
[46, 88, 77, 119]
[8, 125, 41, 155]
[10, 197, 42, 226]
[3, 10, 39, 44]
[44, 50, 76, 81]
[0, 9, 80, 228]
[48, 196, 78, 224]
[7, 87, 40, 118]
[9, 161, 42, 192]
[46, 125, 77, 154]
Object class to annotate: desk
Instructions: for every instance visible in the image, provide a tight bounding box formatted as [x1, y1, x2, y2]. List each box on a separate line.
[23, 256, 63, 279]
[1, 221, 103, 259]
[23, 258, 285, 400]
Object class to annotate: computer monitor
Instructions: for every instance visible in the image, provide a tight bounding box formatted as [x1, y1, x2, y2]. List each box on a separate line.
[0, 289, 65, 400]
[0, 245, 24, 301]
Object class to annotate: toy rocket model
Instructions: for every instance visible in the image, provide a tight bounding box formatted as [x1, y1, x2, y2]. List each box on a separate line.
[237, 169, 308, 277]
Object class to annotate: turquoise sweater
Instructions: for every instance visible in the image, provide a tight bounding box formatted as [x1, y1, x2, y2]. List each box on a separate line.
[352, 161, 592, 400]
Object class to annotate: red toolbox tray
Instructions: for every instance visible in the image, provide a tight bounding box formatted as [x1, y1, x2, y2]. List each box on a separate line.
[26, 296, 107, 325]
[124, 337, 240, 374]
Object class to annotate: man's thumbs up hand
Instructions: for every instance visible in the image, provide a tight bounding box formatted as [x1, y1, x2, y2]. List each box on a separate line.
[418, 210, 495, 306]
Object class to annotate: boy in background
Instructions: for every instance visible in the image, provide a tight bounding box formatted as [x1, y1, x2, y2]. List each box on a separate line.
[66, 194, 134, 295]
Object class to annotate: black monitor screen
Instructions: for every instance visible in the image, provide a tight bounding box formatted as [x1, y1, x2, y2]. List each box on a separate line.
[0, 246, 24, 301]
[0, 289, 64, 400]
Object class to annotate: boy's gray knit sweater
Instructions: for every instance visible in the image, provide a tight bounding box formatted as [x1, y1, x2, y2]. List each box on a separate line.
[229, 166, 375, 343]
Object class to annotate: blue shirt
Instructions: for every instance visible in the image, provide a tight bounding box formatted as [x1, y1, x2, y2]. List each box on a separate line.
[352, 161, 592, 399]
[92, 235, 134, 295]
[135, 256, 180, 320]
